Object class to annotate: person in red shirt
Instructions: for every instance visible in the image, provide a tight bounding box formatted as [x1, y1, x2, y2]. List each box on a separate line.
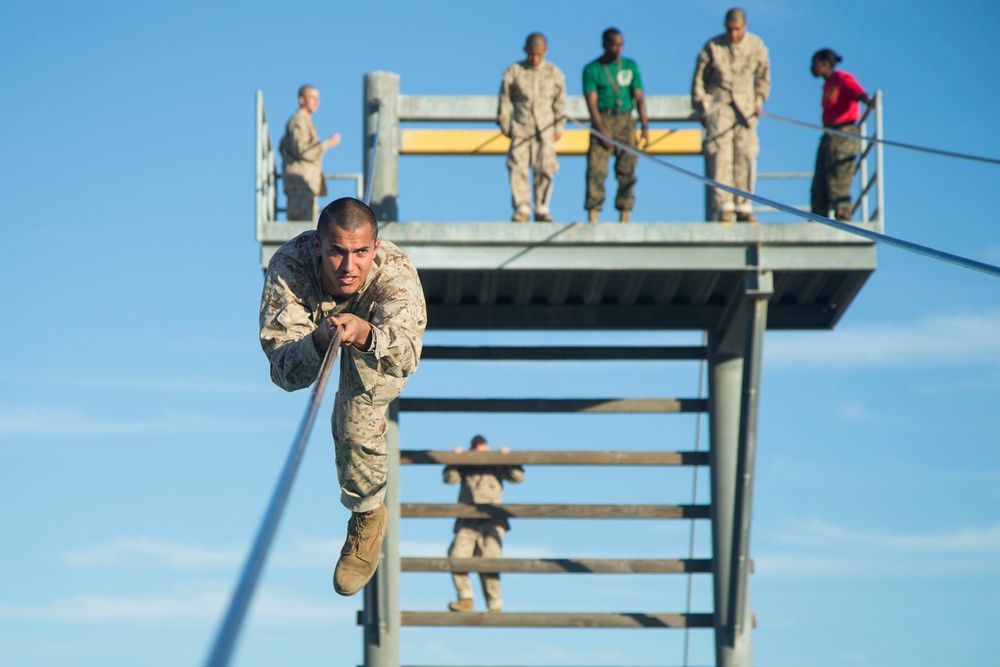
[810, 49, 873, 222]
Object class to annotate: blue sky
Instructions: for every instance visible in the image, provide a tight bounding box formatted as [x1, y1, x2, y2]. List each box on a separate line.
[1, 1, 999, 666]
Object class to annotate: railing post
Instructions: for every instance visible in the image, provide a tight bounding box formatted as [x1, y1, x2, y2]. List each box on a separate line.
[364, 72, 400, 222]
[874, 89, 885, 233]
[364, 400, 400, 667]
[255, 90, 264, 239]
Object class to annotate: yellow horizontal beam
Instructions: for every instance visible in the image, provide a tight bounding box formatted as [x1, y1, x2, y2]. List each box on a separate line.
[401, 128, 702, 156]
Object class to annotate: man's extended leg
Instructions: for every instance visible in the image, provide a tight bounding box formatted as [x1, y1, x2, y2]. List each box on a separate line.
[285, 188, 317, 222]
[827, 125, 861, 222]
[704, 107, 738, 221]
[611, 114, 638, 218]
[331, 350, 408, 596]
[810, 135, 831, 217]
[448, 527, 479, 611]
[479, 524, 506, 611]
[585, 127, 613, 220]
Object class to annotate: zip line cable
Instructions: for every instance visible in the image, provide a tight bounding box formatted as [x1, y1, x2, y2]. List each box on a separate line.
[203, 114, 382, 667]
[761, 110, 1000, 166]
[567, 117, 1000, 279]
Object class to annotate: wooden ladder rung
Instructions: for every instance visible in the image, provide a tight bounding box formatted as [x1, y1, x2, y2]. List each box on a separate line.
[401, 557, 712, 574]
[393, 611, 714, 628]
[401, 503, 711, 520]
[400, 450, 709, 466]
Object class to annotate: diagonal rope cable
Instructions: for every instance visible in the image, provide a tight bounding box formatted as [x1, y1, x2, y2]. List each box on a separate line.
[204, 109, 382, 667]
[761, 110, 1000, 166]
[566, 116, 1000, 279]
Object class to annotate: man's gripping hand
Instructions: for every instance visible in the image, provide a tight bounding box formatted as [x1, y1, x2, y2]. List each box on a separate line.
[312, 313, 373, 353]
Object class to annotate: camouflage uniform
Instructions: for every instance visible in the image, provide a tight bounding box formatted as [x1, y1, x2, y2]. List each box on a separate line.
[585, 111, 638, 212]
[280, 109, 329, 221]
[498, 60, 566, 219]
[691, 32, 770, 219]
[260, 231, 427, 512]
[811, 126, 860, 221]
[444, 460, 525, 611]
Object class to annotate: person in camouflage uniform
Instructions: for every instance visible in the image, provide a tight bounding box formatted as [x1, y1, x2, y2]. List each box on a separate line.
[498, 32, 567, 223]
[444, 435, 525, 613]
[583, 28, 649, 222]
[583, 28, 649, 224]
[810, 48, 872, 222]
[259, 197, 427, 596]
[279, 85, 342, 221]
[691, 8, 770, 223]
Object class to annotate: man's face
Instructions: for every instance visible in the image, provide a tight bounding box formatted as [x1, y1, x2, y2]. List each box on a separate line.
[472, 441, 490, 452]
[524, 44, 547, 68]
[299, 87, 320, 113]
[313, 225, 380, 299]
[603, 33, 624, 60]
[725, 20, 747, 43]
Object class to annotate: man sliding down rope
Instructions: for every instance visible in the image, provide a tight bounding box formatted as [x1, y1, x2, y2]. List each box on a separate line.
[259, 197, 427, 596]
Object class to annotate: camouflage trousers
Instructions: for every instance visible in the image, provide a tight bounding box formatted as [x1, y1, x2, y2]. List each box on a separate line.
[449, 522, 506, 610]
[332, 347, 409, 513]
[286, 187, 318, 222]
[508, 124, 559, 216]
[585, 110, 637, 212]
[703, 103, 759, 216]
[811, 125, 860, 221]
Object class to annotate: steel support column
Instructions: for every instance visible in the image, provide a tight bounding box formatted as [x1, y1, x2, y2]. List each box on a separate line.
[363, 71, 400, 222]
[708, 270, 772, 667]
[364, 400, 401, 667]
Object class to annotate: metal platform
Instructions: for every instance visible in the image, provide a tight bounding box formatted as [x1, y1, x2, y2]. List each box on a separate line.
[258, 220, 875, 331]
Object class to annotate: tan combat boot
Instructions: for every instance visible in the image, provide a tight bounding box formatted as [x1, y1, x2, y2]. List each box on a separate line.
[587, 209, 599, 223]
[619, 210, 631, 223]
[512, 211, 530, 223]
[448, 598, 474, 612]
[333, 504, 387, 596]
[534, 212, 553, 222]
[717, 210, 734, 223]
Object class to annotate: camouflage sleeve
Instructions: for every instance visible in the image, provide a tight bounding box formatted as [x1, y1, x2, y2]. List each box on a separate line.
[287, 116, 324, 162]
[691, 44, 711, 116]
[259, 259, 323, 392]
[504, 465, 525, 484]
[755, 41, 771, 106]
[553, 66, 567, 134]
[362, 255, 427, 379]
[497, 65, 514, 131]
[443, 466, 462, 485]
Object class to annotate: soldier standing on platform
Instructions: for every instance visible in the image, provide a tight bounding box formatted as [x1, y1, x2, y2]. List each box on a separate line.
[445, 435, 525, 613]
[279, 85, 342, 221]
[259, 197, 427, 597]
[583, 28, 649, 224]
[691, 8, 770, 223]
[809, 48, 872, 222]
[498, 32, 567, 223]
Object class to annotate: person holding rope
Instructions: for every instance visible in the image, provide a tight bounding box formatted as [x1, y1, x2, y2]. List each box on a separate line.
[583, 27, 649, 224]
[809, 48, 872, 223]
[691, 7, 770, 223]
[259, 197, 427, 597]
[498, 32, 567, 223]
[444, 435, 525, 613]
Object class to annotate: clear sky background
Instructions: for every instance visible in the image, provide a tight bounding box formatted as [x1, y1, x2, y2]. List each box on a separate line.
[2, 1, 999, 666]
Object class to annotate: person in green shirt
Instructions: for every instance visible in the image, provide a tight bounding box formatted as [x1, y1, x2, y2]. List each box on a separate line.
[583, 27, 649, 223]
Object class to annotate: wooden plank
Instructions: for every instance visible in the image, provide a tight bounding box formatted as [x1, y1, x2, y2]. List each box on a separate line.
[401, 128, 702, 156]
[398, 398, 708, 413]
[399, 450, 709, 466]
[401, 557, 713, 574]
[396, 611, 714, 628]
[401, 503, 711, 520]
[420, 345, 707, 361]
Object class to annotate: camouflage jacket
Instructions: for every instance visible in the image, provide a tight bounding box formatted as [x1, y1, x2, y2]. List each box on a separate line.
[279, 109, 327, 196]
[691, 32, 771, 122]
[497, 60, 567, 136]
[259, 231, 427, 393]
[444, 461, 525, 532]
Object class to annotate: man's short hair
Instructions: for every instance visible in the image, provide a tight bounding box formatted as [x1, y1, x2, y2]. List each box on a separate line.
[725, 7, 746, 24]
[470, 434, 488, 449]
[602, 27, 622, 45]
[298, 84, 317, 99]
[525, 32, 547, 49]
[316, 197, 379, 240]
